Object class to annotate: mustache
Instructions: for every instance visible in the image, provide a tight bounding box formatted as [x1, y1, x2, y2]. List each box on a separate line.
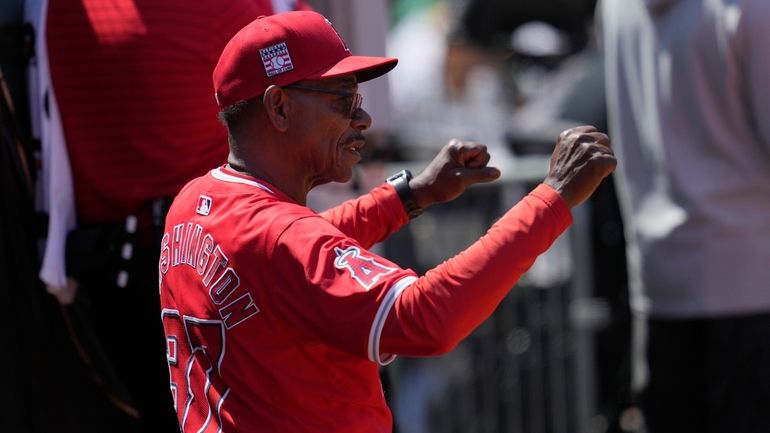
[339, 134, 366, 146]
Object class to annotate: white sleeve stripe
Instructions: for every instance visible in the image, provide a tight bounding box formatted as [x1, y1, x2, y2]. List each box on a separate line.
[368, 275, 417, 366]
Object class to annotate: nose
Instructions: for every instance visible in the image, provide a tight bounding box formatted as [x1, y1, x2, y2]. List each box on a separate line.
[350, 107, 372, 131]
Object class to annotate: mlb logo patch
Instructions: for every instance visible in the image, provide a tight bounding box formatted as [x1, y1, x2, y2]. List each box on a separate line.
[196, 195, 212, 216]
[260, 42, 294, 77]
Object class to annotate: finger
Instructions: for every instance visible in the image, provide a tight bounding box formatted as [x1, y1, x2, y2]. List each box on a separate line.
[586, 141, 615, 157]
[452, 141, 490, 166]
[589, 149, 618, 177]
[465, 150, 491, 169]
[485, 166, 502, 180]
[559, 125, 597, 142]
[599, 152, 618, 171]
[575, 132, 611, 148]
[595, 133, 611, 148]
[459, 165, 501, 183]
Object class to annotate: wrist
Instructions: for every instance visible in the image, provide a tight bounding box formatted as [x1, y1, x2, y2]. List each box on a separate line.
[386, 170, 424, 220]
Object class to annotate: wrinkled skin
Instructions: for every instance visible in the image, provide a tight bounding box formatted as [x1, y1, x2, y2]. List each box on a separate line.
[410, 125, 616, 209]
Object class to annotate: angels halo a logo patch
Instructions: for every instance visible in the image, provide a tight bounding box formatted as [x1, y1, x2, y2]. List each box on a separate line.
[334, 246, 396, 290]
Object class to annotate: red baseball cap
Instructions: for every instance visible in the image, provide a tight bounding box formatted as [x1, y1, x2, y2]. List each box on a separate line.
[213, 11, 398, 108]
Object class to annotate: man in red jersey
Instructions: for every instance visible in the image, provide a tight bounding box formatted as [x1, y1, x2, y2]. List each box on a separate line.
[40, 1, 309, 431]
[159, 10, 616, 432]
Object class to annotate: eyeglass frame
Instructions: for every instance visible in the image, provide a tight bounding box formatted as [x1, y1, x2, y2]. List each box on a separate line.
[283, 84, 363, 117]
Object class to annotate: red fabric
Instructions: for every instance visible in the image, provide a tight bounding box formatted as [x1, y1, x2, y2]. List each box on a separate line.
[160, 167, 411, 432]
[160, 168, 571, 431]
[319, 183, 409, 249]
[381, 184, 573, 356]
[46, 0, 278, 222]
[212, 11, 397, 108]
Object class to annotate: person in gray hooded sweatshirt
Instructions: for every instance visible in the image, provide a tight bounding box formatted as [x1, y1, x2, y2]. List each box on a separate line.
[600, 0, 770, 432]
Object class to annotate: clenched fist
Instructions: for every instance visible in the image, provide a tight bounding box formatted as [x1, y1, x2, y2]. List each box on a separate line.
[544, 125, 617, 207]
[410, 139, 501, 208]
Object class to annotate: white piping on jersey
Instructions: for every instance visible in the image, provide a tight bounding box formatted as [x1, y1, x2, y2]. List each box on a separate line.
[368, 275, 417, 366]
[211, 167, 275, 194]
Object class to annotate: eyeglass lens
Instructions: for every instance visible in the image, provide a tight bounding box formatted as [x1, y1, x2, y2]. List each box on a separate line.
[350, 93, 363, 116]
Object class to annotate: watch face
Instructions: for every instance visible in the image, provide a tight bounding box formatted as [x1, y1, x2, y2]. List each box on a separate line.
[387, 170, 411, 185]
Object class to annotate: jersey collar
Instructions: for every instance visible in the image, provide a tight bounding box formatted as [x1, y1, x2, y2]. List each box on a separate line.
[211, 165, 276, 195]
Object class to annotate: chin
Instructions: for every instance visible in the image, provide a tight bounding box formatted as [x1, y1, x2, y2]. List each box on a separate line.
[332, 167, 355, 183]
[311, 172, 351, 189]
[334, 173, 354, 184]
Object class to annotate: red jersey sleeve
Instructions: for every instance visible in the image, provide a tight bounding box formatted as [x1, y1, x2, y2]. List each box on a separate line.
[380, 184, 573, 359]
[267, 213, 417, 363]
[319, 183, 408, 249]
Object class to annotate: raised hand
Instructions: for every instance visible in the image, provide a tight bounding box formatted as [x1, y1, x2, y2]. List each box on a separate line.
[410, 139, 501, 208]
[544, 125, 617, 207]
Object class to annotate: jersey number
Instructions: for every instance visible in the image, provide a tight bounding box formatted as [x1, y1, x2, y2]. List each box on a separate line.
[162, 310, 229, 433]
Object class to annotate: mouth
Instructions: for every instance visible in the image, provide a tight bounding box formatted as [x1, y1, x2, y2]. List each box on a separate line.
[342, 139, 365, 154]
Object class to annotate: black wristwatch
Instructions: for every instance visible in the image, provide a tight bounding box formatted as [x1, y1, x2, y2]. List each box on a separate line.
[386, 169, 424, 220]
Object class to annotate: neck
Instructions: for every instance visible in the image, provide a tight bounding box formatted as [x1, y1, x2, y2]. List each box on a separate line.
[226, 158, 308, 205]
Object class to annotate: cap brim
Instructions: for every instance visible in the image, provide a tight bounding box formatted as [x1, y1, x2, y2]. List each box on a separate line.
[309, 55, 398, 83]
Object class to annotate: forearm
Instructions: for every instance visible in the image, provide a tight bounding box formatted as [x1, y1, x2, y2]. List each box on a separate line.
[319, 183, 408, 249]
[380, 184, 572, 357]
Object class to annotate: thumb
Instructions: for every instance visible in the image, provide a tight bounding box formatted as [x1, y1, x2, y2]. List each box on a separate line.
[461, 166, 501, 184]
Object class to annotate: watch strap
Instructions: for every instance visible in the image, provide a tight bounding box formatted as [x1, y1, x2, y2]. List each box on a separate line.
[386, 170, 424, 220]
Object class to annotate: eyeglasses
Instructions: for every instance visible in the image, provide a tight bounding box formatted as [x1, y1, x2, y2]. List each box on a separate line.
[284, 84, 363, 117]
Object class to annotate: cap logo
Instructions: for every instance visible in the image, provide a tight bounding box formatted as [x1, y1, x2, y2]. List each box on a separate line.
[259, 42, 294, 77]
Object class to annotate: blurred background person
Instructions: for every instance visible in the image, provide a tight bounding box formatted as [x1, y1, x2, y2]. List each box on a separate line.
[600, 0, 770, 431]
[0, 2, 75, 432]
[385, 1, 635, 432]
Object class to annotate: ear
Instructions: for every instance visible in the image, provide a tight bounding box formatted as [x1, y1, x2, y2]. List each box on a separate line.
[262, 85, 290, 132]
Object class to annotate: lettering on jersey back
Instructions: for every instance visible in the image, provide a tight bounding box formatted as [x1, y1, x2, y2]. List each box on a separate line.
[334, 246, 396, 291]
[160, 223, 259, 329]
